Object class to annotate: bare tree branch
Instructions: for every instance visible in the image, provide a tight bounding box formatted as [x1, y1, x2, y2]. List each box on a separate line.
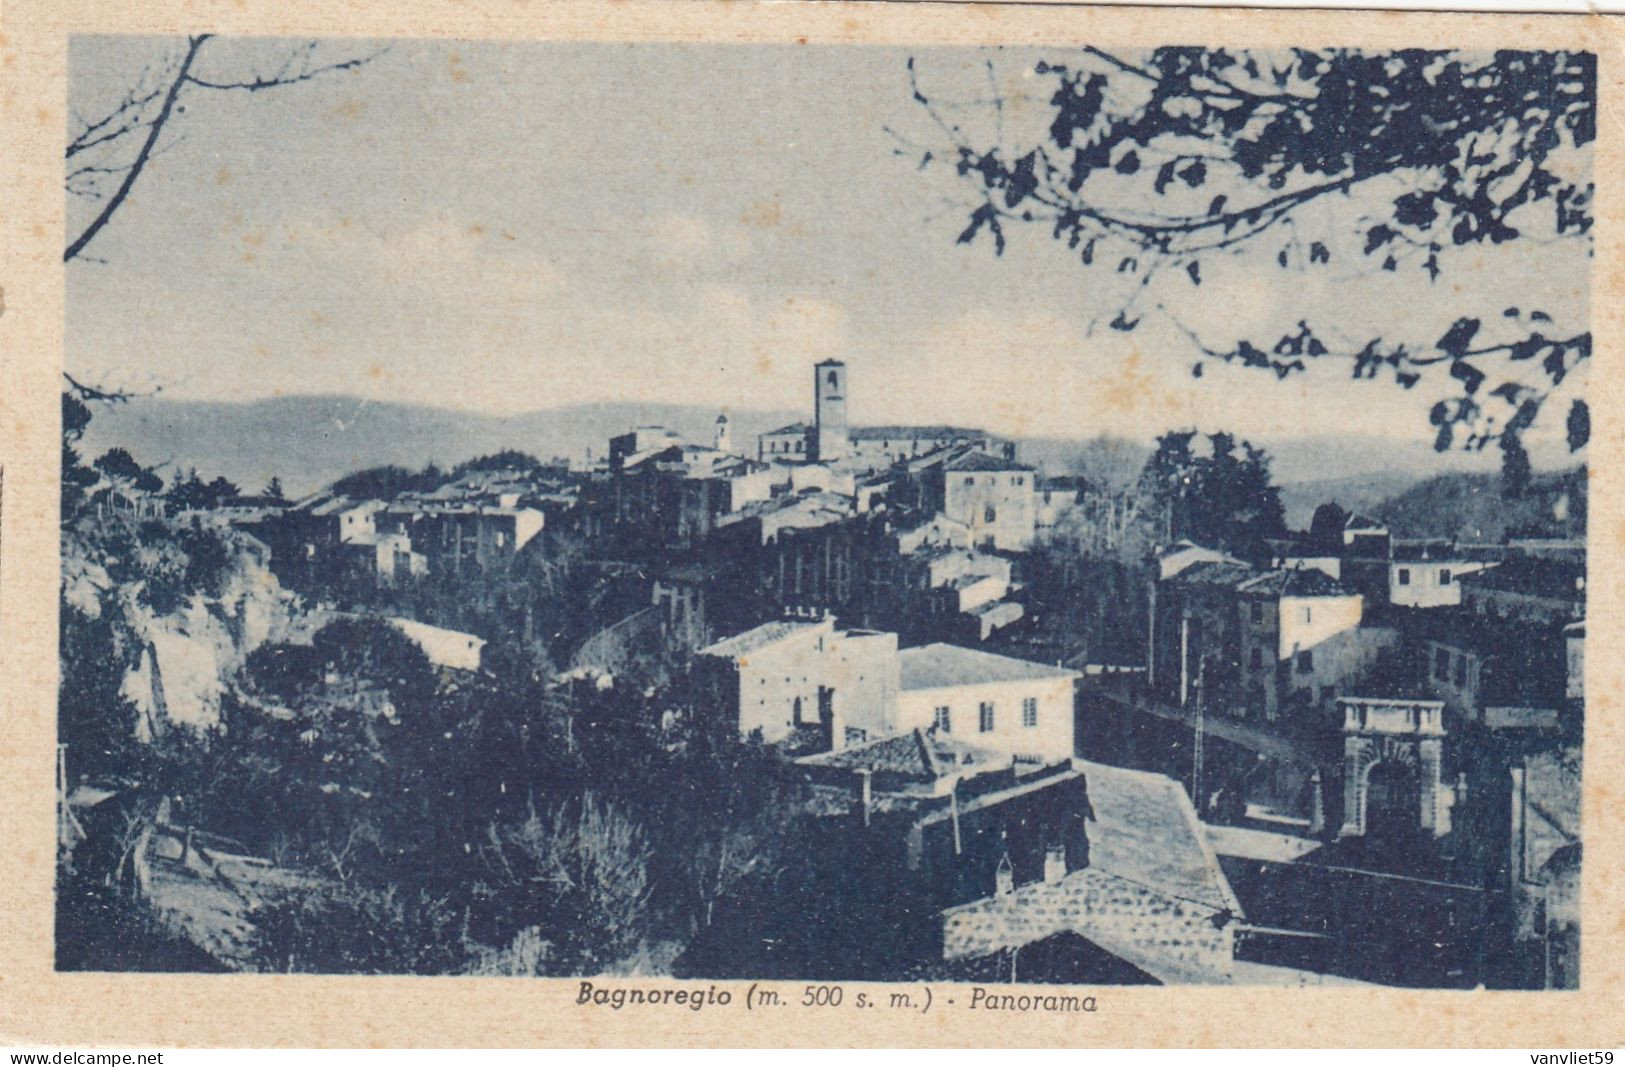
[64, 35, 210, 263]
[65, 37, 386, 264]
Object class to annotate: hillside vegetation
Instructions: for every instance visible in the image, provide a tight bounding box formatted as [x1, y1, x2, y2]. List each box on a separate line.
[1373, 466, 1586, 542]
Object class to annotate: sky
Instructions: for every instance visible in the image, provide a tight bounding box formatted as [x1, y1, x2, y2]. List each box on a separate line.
[66, 37, 1592, 447]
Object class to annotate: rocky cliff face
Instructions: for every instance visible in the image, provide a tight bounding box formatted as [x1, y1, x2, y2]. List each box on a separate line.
[65, 524, 306, 736]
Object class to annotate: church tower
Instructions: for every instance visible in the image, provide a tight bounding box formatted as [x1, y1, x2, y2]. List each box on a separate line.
[813, 359, 849, 463]
[714, 412, 732, 454]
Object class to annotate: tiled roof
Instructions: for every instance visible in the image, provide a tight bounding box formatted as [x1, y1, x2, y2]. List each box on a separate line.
[698, 619, 826, 660]
[943, 451, 1033, 473]
[761, 422, 810, 436]
[1166, 560, 1258, 588]
[1236, 568, 1353, 597]
[798, 728, 998, 780]
[1458, 556, 1586, 600]
[1391, 540, 1505, 563]
[851, 425, 990, 441]
[1077, 759, 1242, 915]
[900, 643, 1077, 691]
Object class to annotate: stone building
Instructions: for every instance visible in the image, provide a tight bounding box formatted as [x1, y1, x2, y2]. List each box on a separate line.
[378, 502, 543, 576]
[891, 447, 1037, 552]
[1388, 541, 1502, 609]
[935, 760, 1243, 984]
[1336, 697, 1453, 839]
[697, 619, 1078, 761]
[1457, 556, 1586, 625]
[897, 643, 1078, 764]
[755, 359, 1015, 477]
[695, 617, 900, 746]
[1149, 559, 1396, 725]
[609, 443, 777, 549]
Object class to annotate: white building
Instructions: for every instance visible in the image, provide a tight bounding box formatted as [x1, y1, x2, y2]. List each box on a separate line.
[388, 617, 486, 673]
[696, 618, 899, 746]
[698, 622, 1077, 760]
[1390, 542, 1500, 609]
[897, 643, 1078, 763]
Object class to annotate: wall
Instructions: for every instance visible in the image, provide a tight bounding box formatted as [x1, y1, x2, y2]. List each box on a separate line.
[729, 624, 838, 743]
[1390, 560, 1494, 608]
[758, 429, 810, 463]
[940, 867, 1234, 983]
[831, 630, 902, 742]
[1277, 593, 1363, 661]
[897, 674, 1075, 762]
[1463, 585, 1583, 626]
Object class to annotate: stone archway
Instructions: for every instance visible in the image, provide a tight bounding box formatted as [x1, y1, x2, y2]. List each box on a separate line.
[1337, 699, 1447, 839]
[1363, 759, 1421, 840]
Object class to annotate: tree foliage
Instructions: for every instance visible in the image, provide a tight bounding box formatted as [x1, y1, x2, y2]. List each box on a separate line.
[906, 47, 1594, 452]
[1137, 430, 1285, 557]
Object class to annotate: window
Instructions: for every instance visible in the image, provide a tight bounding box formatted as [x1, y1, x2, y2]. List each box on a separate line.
[1249, 647, 1263, 670]
[979, 701, 995, 733]
[984, 505, 997, 523]
[827, 369, 838, 387]
[1249, 601, 1264, 624]
[1439, 569, 1453, 586]
[1022, 697, 1038, 728]
[934, 706, 951, 733]
[1397, 568, 1411, 586]
[1434, 646, 1450, 682]
[1454, 654, 1468, 687]
[1303, 606, 1313, 623]
[1297, 650, 1313, 673]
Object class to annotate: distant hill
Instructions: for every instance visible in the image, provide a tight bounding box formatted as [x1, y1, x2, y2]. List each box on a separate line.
[1372, 466, 1587, 542]
[76, 393, 1585, 523]
[79, 395, 801, 498]
[1277, 471, 1429, 531]
[79, 393, 1154, 497]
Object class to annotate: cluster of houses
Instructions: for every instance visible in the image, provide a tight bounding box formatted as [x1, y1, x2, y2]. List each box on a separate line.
[1133, 511, 1582, 986]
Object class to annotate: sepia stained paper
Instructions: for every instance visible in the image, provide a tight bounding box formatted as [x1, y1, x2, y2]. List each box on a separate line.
[2, 0, 1623, 1049]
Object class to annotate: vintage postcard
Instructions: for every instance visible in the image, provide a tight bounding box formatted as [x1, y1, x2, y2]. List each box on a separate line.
[1, 0, 1622, 1049]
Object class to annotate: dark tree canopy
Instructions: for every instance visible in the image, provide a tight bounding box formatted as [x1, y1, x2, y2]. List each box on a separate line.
[1138, 430, 1285, 558]
[905, 47, 1594, 453]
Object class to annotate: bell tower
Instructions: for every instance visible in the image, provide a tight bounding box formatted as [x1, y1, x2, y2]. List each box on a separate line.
[813, 359, 849, 463]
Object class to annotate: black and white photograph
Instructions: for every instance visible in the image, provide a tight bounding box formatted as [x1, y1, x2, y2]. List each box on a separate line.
[54, 31, 1591, 991]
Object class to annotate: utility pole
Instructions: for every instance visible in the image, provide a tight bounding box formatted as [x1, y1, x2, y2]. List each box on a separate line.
[1192, 658, 1207, 816]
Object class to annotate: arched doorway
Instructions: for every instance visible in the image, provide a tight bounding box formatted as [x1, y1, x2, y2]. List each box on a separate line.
[1364, 760, 1420, 839]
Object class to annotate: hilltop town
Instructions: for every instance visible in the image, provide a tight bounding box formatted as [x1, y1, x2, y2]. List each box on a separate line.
[57, 359, 1583, 987]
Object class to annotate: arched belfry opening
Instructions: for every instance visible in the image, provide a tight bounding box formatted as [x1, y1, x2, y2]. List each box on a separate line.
[812, 359, 849, 462]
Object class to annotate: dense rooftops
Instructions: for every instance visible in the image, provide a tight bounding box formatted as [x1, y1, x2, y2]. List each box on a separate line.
[1457, 555, 1586, 600]
[1169, 559, 1354, 597]
[851, 425, 994, 441]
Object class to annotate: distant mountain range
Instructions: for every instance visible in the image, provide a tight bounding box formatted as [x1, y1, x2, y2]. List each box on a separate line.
[78, 394, 1581, 530]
